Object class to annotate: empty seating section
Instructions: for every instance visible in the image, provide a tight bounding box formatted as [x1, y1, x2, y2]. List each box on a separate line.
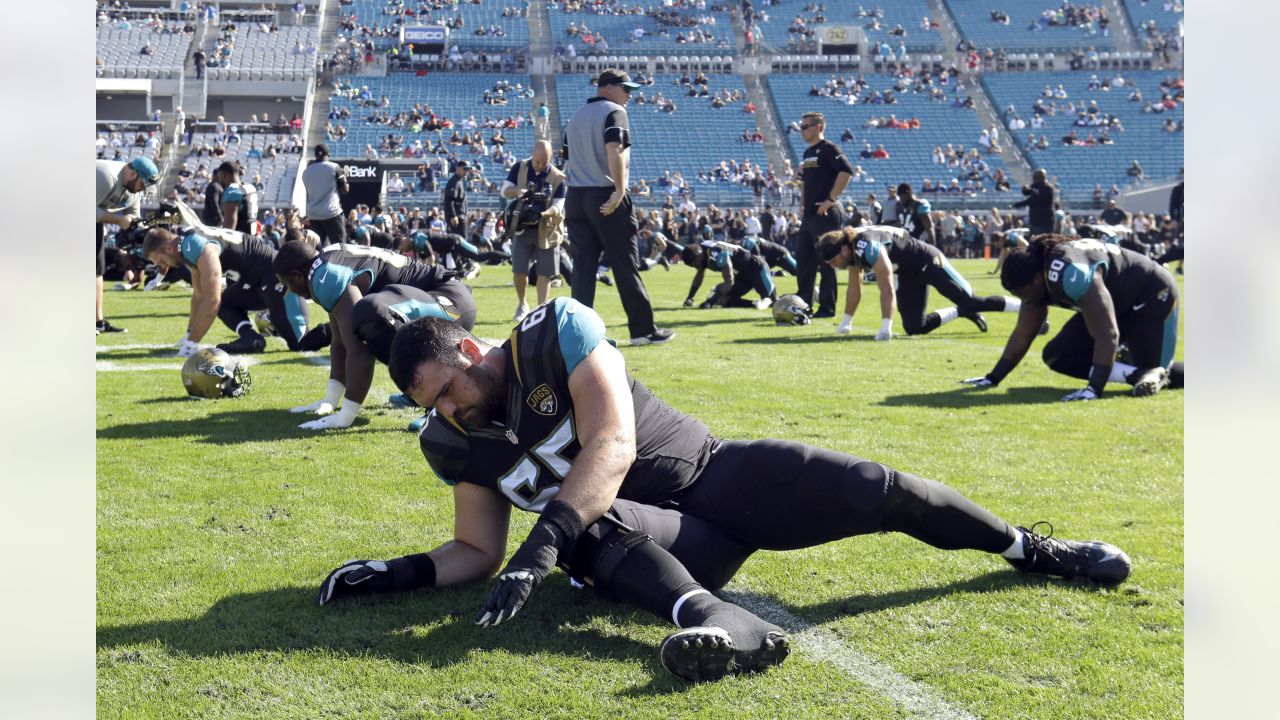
[945, 0, 1117, 51]
[344, 1, 529, 49]
[1123, 0, 1183, 34]
[326, 74, 538, 166]
[754, 0, 942, 54]
[96, 133, 164, 164]
[549, 3, 734, 56]
[982, 71, 1183, 197]
[769, 74, 1018, 197]
[96, 23, 192, 78]
[205, 25, 317, 81]
[180, 132, 303, 206]
[556, 74, 769, 203]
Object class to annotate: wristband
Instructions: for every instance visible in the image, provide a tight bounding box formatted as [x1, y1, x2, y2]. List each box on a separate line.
[880, 318, 893, 334]
[387, 552, 437, 590]
[537, 499, 587, 555]
[322, 379, 345, 406]
[987, 357, 1017, 385]
[1087, 363, 1111, 397]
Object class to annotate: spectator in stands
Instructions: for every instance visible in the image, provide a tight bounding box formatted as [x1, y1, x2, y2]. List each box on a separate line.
[871, 144, 889, 159]
[1127, 160, 1146, 182]
[193, 47, 206, 79]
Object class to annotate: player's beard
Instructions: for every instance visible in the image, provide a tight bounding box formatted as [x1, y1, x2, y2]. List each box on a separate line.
[458, 363, 505, 429]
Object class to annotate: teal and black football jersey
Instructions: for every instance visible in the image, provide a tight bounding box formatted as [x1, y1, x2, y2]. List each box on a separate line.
[701, 240, 752, 273]
[848, 225, 935, 275]
[419, 298, 712, 513]
[307, 245, 454, 311]
[177, 226, 277, 287]
[1043, 238, 1163, 310]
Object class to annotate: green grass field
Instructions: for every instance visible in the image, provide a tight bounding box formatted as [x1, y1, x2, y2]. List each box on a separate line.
[96, 260, 1184, 719]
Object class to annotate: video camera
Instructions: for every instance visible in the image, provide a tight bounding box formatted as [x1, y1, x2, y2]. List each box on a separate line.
[113, 201, 183, 249]
[501, 184, 553, 243]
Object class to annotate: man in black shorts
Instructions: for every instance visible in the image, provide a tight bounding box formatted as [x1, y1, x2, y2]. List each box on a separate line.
[315, 299, 1133, 684]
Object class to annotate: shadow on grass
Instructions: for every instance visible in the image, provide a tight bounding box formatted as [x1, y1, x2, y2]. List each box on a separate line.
[108, 312, 192, 320]
[762, 569, 1111, 627]
[95, 348, 180, 360]
[97, 581, 691, 690]
[728, 334, 874, 345]
[654, 315, 773, 330]
[879, 386, 1088, 408]
[96, 408, 385, 444]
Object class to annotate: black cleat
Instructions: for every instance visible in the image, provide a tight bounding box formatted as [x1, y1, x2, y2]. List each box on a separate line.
[660, 627, 737, 683]
[1007, 522, 1131, 585]
[96, 319, 127, 334]
[1167, 361, 1184, 389]
[630, 328, 676, 345]
[217, 333, 267, 354]
[1131, 367, 1170, 397]
[1038, 320, 1051, 336]
[965, 312, 989, 332]
[658, 255, 671, 271]
[734, 630, 791, 674]
[812, 308, 836, 319]
[597, 272, 614, 286]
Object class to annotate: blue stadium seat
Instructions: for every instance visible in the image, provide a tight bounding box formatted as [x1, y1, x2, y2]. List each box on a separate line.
[945, 0, 1118, 51]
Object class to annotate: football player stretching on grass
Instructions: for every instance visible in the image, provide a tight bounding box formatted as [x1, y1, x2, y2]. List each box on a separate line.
[316, 299, 1133, 683]
[963, 235, 1183, 400]
[818, 225, 1023, 340]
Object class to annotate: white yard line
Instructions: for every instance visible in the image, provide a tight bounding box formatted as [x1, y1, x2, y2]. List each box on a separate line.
[96, 362, 179, 372]
[723, 588, 980, 720]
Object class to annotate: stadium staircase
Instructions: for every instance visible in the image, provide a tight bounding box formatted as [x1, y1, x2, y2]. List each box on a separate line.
[969, 78, 1034, 187]
[179, 14, 211, 118]
[304, 0, 342, 158]
[928, 0, 964, 54]
[743, 75, 793, 177]
[528, 1, 563, 147]
[1102, 0, 1138, 53]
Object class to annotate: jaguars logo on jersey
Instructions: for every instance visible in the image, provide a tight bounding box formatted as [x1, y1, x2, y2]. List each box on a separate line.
[528, 383, 558, 416]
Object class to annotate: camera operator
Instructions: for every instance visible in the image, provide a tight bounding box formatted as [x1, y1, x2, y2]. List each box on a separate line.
[500, 139, 566, 322]
[96, 157, 159, 333]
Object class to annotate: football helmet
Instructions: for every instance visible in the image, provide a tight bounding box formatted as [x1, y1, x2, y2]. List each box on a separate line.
[772, 294, 812, 326]
[253, 310, 277, 337]
[181, 347, 252, 399]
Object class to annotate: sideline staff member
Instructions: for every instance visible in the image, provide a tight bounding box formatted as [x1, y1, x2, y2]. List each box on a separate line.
[795, 112, 853, 319]
[96, 156, 159, 333]
[562, 68, 673, 345]
[301, 143, 349, 243]
[501, 139, 567, 322]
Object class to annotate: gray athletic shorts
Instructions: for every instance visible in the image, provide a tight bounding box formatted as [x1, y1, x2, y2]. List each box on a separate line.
[510, 229, 560, 276]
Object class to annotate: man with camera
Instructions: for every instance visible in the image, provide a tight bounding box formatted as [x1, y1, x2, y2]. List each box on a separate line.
[501, 140, 567, 322]
[96, 156, 160, 334]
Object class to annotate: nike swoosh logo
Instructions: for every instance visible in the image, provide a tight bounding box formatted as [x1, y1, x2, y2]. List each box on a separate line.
[1132, 303, 1146, 311]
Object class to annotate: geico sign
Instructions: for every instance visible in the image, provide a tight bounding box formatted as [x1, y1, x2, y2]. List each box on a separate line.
[342, 165, 380, 179]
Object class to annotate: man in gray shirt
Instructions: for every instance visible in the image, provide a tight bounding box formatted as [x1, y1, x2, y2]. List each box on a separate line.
[561, 68, 672, 345]
[96, 156, 159, 333]
[301, 144, 349, 244]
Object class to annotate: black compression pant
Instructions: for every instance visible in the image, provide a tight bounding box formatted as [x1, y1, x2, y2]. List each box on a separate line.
[896, 249, 1010, 335]
[568, 439, 1017, 595]
[217, 281, 311, 350]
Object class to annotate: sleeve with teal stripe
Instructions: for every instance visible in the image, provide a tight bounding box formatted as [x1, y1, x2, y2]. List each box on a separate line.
[222, 186, 245, 204]
[179, 231, 212, 267]
[309, 261, 356, 312]
[553, 297, 606, 376]
[859, 237, 881, 267]
[1061, 262, 1098, 303]
[915, 199, 932, 216]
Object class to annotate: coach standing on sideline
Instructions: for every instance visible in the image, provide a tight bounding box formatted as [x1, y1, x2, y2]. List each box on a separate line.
[443, 160, 469, 233]
[302, 144, 348, 244]
[1012, 168, 1057, 237]
[96, 156, 159, 334]
[795, 112, 853, 319]
[562, 68, 673, 345]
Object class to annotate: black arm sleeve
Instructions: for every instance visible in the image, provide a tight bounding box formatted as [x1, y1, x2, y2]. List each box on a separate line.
[603, 109, 631, 149]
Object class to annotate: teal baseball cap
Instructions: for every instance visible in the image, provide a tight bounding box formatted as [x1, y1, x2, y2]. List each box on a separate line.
[128, 157, 160, 186]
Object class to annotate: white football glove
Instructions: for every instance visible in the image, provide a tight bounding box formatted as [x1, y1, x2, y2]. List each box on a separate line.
[291, 379, 345, 415]
[874, 328, 892, 341]
[174, 333, 190, 347]
[960, 376, 996, 388]
[175, 339, 200, 358]
[1061, 387, 1099, 402]
[299, 400, 361, 430]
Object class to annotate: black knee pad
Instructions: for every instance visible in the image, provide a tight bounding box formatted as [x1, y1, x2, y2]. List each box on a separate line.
[564, 526, 655, 602]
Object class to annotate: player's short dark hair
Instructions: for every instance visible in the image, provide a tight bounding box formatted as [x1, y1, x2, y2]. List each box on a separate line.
[271, 241, 319, 276]
[388, 317, 473, 394]
[215, 161, 240, 177]
[1000, 233, 1072, 292]
[679, 244, 704, 267]
[896, 182, 913, 195]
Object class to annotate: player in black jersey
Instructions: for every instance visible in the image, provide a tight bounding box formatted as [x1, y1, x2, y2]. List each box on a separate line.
[895, 183, 936, 246]
[818, 225, 1021, 339]
[142, 201, 313, 356]
[963, 235, 1183, 399]
[272, 241, 474, 429]
[739, 235, 797, 276]
[315, 299, 1133, 683]
[679, 241, 777, 309]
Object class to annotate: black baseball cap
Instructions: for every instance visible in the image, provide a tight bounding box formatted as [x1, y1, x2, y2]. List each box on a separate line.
[455, 159, 470, 168]
[314, 144, 329, 159]
[595, 68, 641, 90]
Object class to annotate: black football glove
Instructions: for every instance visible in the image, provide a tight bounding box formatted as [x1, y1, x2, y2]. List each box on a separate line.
[317, 559, 395, 606]
[476, 500, 584, 627]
